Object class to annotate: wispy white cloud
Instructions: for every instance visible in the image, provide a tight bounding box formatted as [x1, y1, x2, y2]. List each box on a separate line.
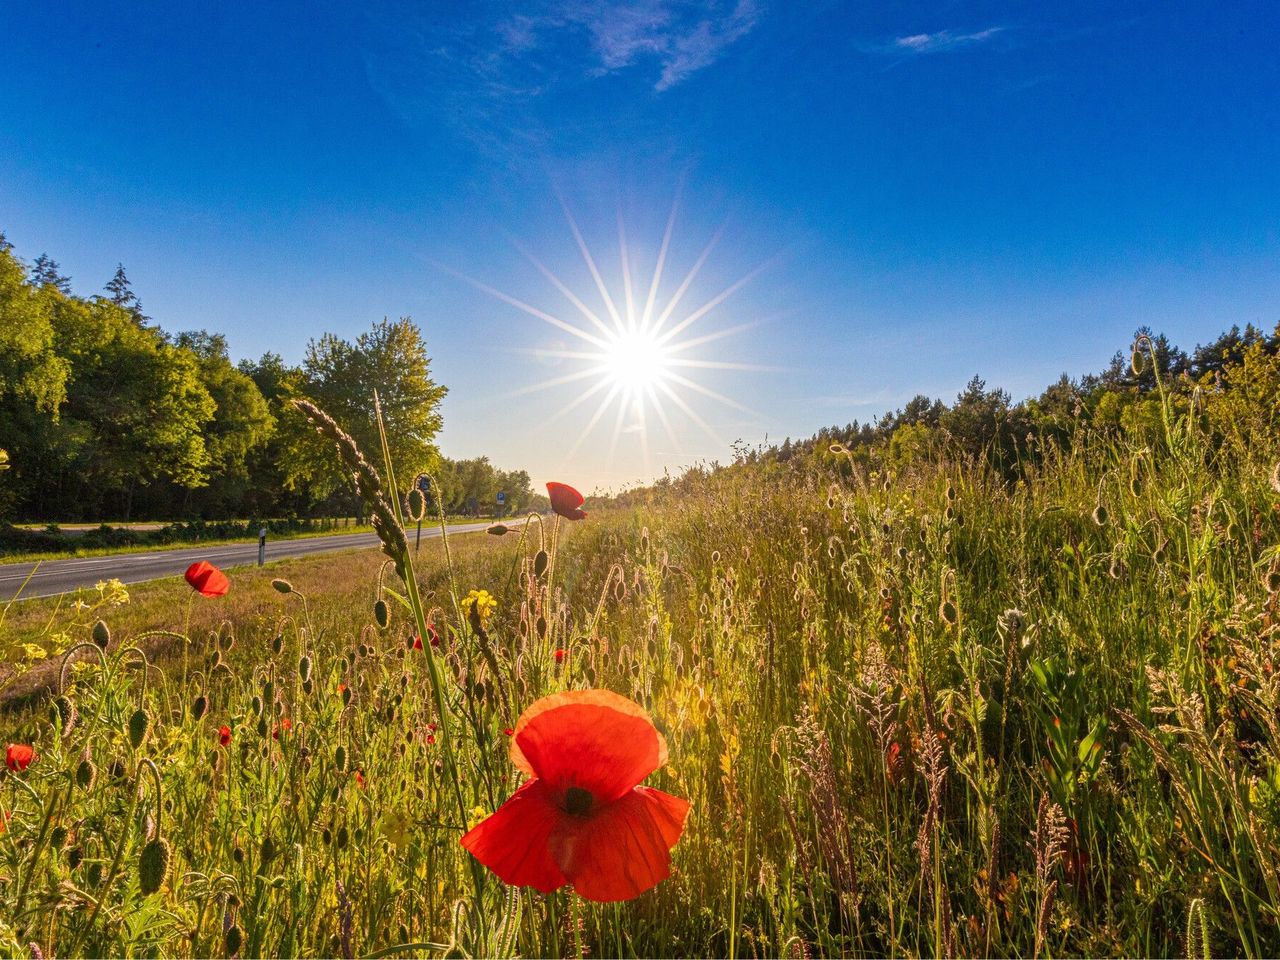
[497, 0, 764, 91]
[890, 26, 1005, 54]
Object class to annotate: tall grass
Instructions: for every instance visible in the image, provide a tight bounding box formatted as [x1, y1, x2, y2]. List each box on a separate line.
[2, 365, 1279, 958]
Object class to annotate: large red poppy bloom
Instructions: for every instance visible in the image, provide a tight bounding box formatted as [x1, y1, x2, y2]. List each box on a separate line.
[461, 689, 689, 902]
[5, 743, 35, 772]
[546, 482, 587, 521]
[217, 725, 232, 746]
[185, 561, 230, 597]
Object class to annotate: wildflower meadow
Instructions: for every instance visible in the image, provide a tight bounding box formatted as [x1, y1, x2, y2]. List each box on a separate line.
[3, 335, 1280, 960]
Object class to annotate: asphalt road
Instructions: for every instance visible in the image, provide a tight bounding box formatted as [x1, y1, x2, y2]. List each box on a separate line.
[0, 521, 500, 601]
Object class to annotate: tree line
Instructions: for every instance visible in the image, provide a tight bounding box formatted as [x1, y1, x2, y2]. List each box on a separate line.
[0, 233, 540, 523]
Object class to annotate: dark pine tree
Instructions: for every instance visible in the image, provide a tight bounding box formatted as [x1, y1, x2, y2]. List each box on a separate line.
[31, 253, 72, 293]
[104, 262, 149, 324]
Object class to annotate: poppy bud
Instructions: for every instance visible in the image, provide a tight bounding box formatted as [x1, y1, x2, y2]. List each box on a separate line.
[299, 655, 312, 681]
[536, 615, 548, 639]
[939, 600, 957, 626]
[1265, 569, 1280, 594]
[487, 523, 510, 536]
[263, 679, 275, 704]
[75, 757, 97, 790]
[335, 745, 347, 772]
[128, 708, 150, 750]
[302, 678, 314, 695]
[271, 578, 294, 595]
[226, 925, 244, 957]
[250, 695, 262, 717]
[374, 600, 389, 629]
[336, 825, 349, 849]
[1092, 504, 1109, 527]
[322, 827, 332, 846]
[219, 633, 235, 651]
[51, 825, 68, 848]
[68, 846, 83, 869]
[209, 650, 223, 671]
[260, 835, 277, 864]
[946, 484, 957, 501]
[87, 862, 104, 888]
[91, 619, 110, 649]
[55, 695, 78, 736]
[108, 758, 125, 780]
[533, 550, 549, 578]
[257, 716, 269, 739]
[272, 634, 284, 656]
[192, 694, 208, 720]
[342, 686, 353, 707]
[232, 844, 245, 863]
[138, 837, 171, 895]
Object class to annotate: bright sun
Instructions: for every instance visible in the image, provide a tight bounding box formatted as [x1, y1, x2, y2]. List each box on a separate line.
[442, 195, 770, 471]
[602, 330, 671, 393]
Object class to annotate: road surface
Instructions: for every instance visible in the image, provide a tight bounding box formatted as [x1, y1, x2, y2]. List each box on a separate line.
[0, 521, 502, 601]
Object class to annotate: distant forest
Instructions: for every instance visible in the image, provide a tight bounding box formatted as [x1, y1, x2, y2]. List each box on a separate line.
[0, 233, 541, 523]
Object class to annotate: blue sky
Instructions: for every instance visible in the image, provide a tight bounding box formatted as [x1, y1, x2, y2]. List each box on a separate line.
[2, 1, 1278, 490]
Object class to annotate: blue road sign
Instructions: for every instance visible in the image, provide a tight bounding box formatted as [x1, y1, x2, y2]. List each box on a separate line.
[496, 491, 506, 504]
[417, 475, 431, 492]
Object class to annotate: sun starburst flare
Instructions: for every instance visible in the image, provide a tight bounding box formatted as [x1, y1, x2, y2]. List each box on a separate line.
[439, 196, 779, 475]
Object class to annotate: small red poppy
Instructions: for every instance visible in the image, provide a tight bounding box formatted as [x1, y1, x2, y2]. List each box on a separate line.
[427, 723, 437, 732]
[504, 728, 514, 737]
[461, 689, 690, 902]
[6, 744, 35, 772]
[185, 561, 230, 597]
[273, 718, 293, 740]
[217, 725, 232, 746]
[554, 648, 566, 663]
[337, 683, 347, 695]
[546, 482, 587, 521]
[355, 769, 366, 789]
[426, 734, 437, 746]
[412, 625, 439, 650]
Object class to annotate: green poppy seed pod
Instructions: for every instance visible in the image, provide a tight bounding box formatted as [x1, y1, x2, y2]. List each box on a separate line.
[336, 825, 349, 850]
[374, 599, 389, 629]
[406, 487, 426, 522]
[271, 578, 293, 595]
[1092, 504, 1109, 527]
[75, 757, 97, 790]
[55, 695, 78, 736]
[128, 708, 150, 750]
[259, 835, 277, 864]
[191, 694, 208, 720]
[533, 550, 549, 578]
[251, 695, 263, 717]
[1267, 569, 1280, 594]
[92, 619, 110, 649]
[87, 861, 104, 888]
[225, 924, 244, 957]
[335, 744, 347, 773]
[138, 836, 171, 895]
[298, 654, 312, 681]
[487, 523, 510, 536]
[271, 634, 284, 656]
[939, 600, 957, 626]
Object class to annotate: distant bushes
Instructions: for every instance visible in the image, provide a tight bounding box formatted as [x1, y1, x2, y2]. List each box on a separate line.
[0, 517, 359, 557]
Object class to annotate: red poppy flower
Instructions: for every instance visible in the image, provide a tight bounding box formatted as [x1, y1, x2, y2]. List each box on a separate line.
[460, 689, 689, 902]
[554, 648, 567, 663]
[337, 683, 347, 695]
[546, 482, 587, 521]
[273, 718, 293, 740]
[5, 743, 35, 772]
[185, 561, 230, 597]
[217, 725, 232, 746]
[426, 734, 437, 746]
[0, 808, 9, 835]
[503, 728, 514, 737]
[412, 624, 439, 650]
[355, 769, 366, 790]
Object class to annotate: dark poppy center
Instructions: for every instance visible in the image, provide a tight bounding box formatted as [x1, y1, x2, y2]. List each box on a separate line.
[563, 786, 594, 817]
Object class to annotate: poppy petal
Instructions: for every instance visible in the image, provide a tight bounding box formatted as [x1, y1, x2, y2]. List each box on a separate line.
[546, 482, 588, 521]
[460, 779, 567, 893]
[511, 690, 667, 801]
[550, 786, 690, 903]
[185, 561, 230, 597]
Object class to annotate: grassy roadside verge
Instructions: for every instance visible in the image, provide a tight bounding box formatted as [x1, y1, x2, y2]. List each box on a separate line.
[0, 515, 505, 564]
